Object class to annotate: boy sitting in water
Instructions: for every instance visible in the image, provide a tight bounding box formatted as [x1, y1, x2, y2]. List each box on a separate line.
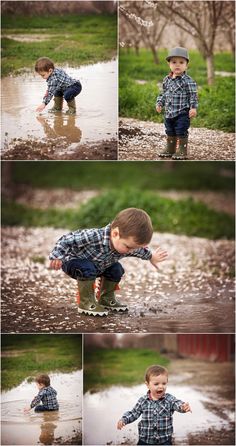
[24, 374, 59, 412]
[117, 365, 191, 445]
[49, 208, 168, 316]
[35, 57, 82, 115]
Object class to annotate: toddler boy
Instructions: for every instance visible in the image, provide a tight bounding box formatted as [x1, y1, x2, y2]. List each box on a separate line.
[24, 374, 59, 412]
[156, 47, 198, 160]
[49, 208, 168, 316]
[117, 365, 191, 445]
[35, 57, 82, 115]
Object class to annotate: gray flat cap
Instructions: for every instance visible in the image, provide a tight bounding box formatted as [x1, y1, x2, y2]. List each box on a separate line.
[166, 47, 189, 62]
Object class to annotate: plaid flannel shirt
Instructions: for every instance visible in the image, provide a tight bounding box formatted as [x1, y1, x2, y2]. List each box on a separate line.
[43, 68, 79, 105]
[121, 391, 185, 444]
[49, 224, 152, 274]
[30, 386, 59, 410]
[156, 72, 198, 118]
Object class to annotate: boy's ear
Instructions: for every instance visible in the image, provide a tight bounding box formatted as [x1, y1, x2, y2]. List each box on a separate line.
[111, 227, 120, 238]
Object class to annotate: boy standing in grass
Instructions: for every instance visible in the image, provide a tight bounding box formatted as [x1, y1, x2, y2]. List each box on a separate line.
[24, 374, 59, 412]
[49, 208, 168, 316]
[156, 47, 198, 160]
[117, 365, 191, 445]
[35, 57, 82, 115]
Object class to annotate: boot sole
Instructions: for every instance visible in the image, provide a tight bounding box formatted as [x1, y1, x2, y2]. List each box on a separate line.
[78, 308, 108, 316]
[159, 154, 173, 158]
[104, 306, 128, 312]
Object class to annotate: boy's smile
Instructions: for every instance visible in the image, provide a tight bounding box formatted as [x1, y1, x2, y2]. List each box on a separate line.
[146, 374, 168, 400]
[168, 56, 188, 77]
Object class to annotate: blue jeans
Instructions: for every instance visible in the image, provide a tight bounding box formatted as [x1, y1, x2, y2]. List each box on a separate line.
[137, 438, 172, 445]
[34, 405, 58, 412]
[165, 110, 190, 137]
[62, 259, 125, 283]
[54, 81, 82, 102]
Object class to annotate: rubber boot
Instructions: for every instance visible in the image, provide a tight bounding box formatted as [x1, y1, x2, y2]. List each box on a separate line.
[159, 136, 177, 158]
[66, 99, 76, 115]
[77, 280, 108, 316]
[99, 278, 128, 312]
[49, 96, 63, 113]
[172, 137, 188, 160]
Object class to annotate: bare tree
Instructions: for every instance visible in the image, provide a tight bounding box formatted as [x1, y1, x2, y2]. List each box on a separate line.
[155, 1, 224, 85]
[218, 1, 235, 55]
[119, 1, 168, 64]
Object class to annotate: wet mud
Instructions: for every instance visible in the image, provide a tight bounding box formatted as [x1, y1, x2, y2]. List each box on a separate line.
[1, 227, 234, 334]
[2, 61, 117, 160]
[84, 360, 235, 445]
[1, 370, 82, 445]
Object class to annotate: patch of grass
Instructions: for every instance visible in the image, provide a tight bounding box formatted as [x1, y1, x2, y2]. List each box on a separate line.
[1, 334, 82, 390]
[119, 49, 235, 132]
[2, 14, 117, 76]
[2, 189, 235, 240]
[9, 161, 235, 191]
[84, 348, 169, 393]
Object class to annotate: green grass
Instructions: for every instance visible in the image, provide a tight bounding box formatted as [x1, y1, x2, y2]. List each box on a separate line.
[1, 334, 82, 390]
[7, 161, 235, 191]
[2, 189, 235, 240]
[84, 348, 169, 393]
[119, 49, 235, 132]
[1, 14, 117, 76]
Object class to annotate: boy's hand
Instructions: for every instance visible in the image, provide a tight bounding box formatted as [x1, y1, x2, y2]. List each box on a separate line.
[50, 259, 62, 270]
[24, 407, 31, 413]
[156, 105, 162, 113]
[150, 247, 168, 270]
[117, 419, 126, 430]
[36, 104, 46, 112]
[189, 108, 197, 118]
[181, 402, 192, 413]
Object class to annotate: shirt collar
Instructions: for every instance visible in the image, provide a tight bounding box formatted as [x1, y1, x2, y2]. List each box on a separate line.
[168, 71, 186, 79]
[147, 390, 165, 401]
[102, 224, 112, 246]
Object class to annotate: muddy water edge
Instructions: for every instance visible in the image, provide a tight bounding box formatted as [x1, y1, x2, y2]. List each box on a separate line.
[2, 60, 117, 160]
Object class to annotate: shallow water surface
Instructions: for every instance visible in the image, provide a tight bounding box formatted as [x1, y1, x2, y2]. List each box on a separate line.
[84, 382, 233, 445]
[1, 370, 82, 445]
[2, 60, 117, 153]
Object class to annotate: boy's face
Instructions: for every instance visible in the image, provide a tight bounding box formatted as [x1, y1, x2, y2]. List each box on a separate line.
[146, 373, 168, 400]
[38, 69, 53, 79]
[168, 56, 188, 76]
[36, 382, 45, 390]
[110, 227, 146, 254]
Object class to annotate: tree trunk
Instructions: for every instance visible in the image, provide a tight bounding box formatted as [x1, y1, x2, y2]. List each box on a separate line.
[206, 54, 215, 85]
[150, 45, 159, 64]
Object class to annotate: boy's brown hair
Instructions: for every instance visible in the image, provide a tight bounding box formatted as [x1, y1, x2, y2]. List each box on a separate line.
[35, 57, 54, 73]
[35, 374, 50, 387]
[111, 208, 153, 245]
[145, 365, 168, 383]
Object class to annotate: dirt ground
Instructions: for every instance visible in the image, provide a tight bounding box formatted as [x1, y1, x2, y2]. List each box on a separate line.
[170, 359, 235, 445]
[1, 227, 234, 334]
[2, 138, 117, 160]
[118, 118, 235, 161]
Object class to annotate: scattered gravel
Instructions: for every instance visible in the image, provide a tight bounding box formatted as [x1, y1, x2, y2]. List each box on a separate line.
[119, 118, 235, 160]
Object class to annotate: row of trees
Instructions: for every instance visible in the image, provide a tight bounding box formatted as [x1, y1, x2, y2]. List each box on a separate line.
[2, 1, 117, 15]
[119, 0, 235, 85]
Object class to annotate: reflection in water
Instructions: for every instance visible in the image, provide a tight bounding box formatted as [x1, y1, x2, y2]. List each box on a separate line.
[1, 60, 117, 150]
[39, 412, 59, 445]
[84, 383, 232, 445]
[1, 371, 82, 445]
[37, 115, 82, 144]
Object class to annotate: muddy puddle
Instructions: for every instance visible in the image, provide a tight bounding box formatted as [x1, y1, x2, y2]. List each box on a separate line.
[1, 370, 82, 445]
[1, 60, 117, 160]
[84, 379, 234, 445]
